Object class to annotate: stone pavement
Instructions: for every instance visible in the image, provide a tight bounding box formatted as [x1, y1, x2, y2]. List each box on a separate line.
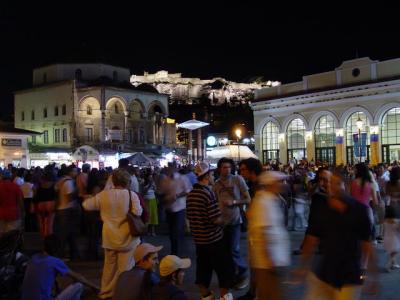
[22, 231, 400, 300]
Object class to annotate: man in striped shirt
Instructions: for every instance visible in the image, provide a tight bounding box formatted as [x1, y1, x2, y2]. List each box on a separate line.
[187, 162, 234, 300]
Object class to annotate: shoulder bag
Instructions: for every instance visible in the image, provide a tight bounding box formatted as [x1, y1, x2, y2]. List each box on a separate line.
[126, 189, 147, 236]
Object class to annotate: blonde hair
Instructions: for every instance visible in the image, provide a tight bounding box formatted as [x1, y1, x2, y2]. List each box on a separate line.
[112, 169, 131, 188]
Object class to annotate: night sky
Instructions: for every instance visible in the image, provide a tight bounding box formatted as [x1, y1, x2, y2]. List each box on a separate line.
[1, 5, 399, 120]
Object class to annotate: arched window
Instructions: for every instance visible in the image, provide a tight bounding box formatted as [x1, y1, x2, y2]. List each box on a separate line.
[345, 112, 370, 164]
[139, 127, 145, 143]
[261, 121, 279, 163]
[315, 115, 336, 165]
[87, 105, 92, 115]
[381, 107, 400, 163]
[287, 118, 306, 161]
[54, 106, 59, 116]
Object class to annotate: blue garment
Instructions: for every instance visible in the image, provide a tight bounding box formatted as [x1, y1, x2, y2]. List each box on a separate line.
[21, 253, 70, 300]
[186, 172, 197, 186]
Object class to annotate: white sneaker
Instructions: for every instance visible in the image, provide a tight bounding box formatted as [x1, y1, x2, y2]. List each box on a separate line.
[220, 292, 233, 300]
[392, 264, 400, 269]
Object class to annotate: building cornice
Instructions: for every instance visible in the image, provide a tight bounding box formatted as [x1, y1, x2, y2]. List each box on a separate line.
[252, 79, 400, 114]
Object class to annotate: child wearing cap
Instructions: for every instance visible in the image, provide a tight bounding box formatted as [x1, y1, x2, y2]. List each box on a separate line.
[113, 243, 162, 300]
[151, 255, 191, 300]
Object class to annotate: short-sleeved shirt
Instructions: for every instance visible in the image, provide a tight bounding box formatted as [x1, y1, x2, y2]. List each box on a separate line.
[113, 267, 159, 300]
[307, 192, 371, 288]
[187, 183, 223, 245]
[21, 253, 70, 300]
[0, 180, 23, 220]
[55, 177, 78, 210]
[213, 174, 249, 225]
[166, 173, 192, 213]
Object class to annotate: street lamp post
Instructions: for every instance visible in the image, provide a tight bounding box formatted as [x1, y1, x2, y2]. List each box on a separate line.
[356, 116, 363, 163]
[235, 128, 242, 162]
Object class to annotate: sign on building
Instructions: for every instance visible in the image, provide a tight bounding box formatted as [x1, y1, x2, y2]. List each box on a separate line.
[1, 139, 22, 147]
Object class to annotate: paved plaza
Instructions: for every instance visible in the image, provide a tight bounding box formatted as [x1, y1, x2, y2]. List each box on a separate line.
[21, 229, 400, 300]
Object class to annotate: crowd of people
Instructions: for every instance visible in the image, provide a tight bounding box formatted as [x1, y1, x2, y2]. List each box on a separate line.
[0, 157, 400, 300]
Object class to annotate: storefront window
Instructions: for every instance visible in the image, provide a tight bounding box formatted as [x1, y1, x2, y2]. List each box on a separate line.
[381, 107, 400, 162]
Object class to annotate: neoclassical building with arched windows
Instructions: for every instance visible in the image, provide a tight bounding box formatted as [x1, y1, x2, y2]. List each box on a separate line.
[14, 64, 175, 165]
[252, 57, 400, 165]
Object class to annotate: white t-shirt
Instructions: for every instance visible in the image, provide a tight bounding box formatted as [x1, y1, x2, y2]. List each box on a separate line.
[55, 177, 78, 210]
[166, 173, 192, 213]
[83, 189, 143, 251]
[247, 190, 290, 269]
[14, 177, 24, 186]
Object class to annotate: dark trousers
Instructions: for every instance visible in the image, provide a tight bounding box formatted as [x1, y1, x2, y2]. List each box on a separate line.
[224, 224, 248, 276]
[54, 207, 81, 259]
[84, 211, 101, 260]
[166, 209, 185, 256]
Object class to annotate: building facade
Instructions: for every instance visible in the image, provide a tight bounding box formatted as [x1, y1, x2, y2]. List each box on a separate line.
[252, 57, 400, 166]
[15, 64, 175, 166]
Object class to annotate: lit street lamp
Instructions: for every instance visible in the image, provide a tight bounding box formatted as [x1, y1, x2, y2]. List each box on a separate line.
[235, 128, 242, 162]
[356, 116, 363, 163]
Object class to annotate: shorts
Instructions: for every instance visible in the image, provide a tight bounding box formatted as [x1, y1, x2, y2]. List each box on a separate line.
[195, 237, 235, 289]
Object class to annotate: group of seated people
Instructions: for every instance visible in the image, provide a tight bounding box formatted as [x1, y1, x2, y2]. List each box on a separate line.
[21, 235, 190, 300]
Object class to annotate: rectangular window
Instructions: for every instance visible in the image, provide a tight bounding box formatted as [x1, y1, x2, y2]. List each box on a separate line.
[21, 111, 25, 121]
[54, 129, 60, 143]
[54, 106, 59, 116]
[43, 130, 48, 144]
[62, 128, 67, 142]
[31, 135, 36, 144]
[31, 110, 35, 120]
[43, 108, 48, 118]
[62, 105, 66, 115]
[85, 128, 93, 142]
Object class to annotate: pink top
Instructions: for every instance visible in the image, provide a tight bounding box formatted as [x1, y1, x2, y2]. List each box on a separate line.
[351, 180, 372, 207]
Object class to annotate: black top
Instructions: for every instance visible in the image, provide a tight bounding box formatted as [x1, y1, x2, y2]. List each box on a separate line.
[307, 192, 371, 288]
[151, 280, 188, 300]
[34, 185, 56, 203]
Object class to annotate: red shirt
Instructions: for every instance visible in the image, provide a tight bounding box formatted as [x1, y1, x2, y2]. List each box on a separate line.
[0, 180, 23, 221]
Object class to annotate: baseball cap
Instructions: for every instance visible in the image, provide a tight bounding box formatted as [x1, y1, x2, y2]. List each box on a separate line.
[258, 171, 288, 186]
[194, 162, 214, 177]
[133, 243, 163, 263]
[159, 255, 191, 276]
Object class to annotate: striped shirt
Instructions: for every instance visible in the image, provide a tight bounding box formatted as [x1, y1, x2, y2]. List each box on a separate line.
[187, 183, 223, 245]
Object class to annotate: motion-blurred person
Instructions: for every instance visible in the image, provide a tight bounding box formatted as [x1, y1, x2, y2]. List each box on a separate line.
[83, 169, 143, 299]
[294, 172, 378, 300]
[21, 173, 36, 231]
[238, 158, 263, 300]
[247, 171, 290, 300]
[383, 206, 400, 272]
[152, 255, 191, 300]
[387, 167, 400, 217]
[54, 165, 80, 260]
[213, 157, 251, 288]
[113, 243, 162, 300]
[142, 172, 159, 236]
[187, 162, 234, 300]
[0, 169, 24, 235]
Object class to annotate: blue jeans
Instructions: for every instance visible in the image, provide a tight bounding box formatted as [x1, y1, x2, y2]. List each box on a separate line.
[56, 282, 83, 300]
[224, 224, 248, 277]
[166, 209, 185, 256]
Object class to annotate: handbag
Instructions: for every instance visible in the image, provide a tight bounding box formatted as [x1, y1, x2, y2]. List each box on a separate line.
[126, 189, 147, 236]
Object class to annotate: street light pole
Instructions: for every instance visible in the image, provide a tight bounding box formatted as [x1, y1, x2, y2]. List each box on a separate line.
[235, 128, 242, 163]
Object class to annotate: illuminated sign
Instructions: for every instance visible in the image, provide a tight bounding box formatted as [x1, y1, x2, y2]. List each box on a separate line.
[1, 139, 22, 147]
[207, 136, 217, 146]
